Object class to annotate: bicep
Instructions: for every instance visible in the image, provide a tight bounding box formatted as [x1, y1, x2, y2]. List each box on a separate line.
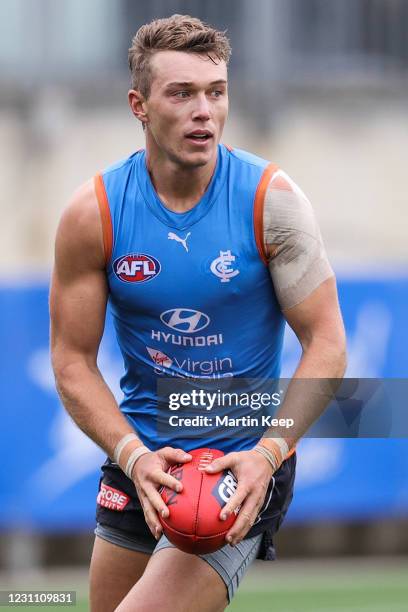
[50, 267, 108, 364]
[283, 276, 345, 350]
[50, 181, 108, 368]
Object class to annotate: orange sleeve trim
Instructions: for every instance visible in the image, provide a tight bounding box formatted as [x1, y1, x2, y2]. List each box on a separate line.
[94, 173, 113, 265]
[253, 162, 279, 265]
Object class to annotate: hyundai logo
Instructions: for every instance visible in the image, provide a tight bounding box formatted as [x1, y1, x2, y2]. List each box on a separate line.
[160, 309, 210, 333]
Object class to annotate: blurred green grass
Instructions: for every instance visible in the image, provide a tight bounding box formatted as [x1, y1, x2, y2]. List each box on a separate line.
[3, 558, 408, 611]
[229, 584, 408, 612]
[228, 560, 408, 612]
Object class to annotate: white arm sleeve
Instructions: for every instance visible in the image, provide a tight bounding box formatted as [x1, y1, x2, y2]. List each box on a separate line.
[263, 169, 334, 310]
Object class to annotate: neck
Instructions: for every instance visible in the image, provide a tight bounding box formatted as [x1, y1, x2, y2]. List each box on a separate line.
[145, 137, 218, 213]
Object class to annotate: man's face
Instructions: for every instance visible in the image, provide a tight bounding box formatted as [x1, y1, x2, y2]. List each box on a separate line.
[142, 50, 228, 168]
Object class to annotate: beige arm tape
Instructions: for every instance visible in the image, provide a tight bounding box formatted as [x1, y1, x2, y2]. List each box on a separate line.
[263, 170, 334, 310]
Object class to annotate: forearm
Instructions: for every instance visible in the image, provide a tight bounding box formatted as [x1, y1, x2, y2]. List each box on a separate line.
[54, 358, 144, 463]
[261, 336, 347, 451]
[292, 334, 347, 379]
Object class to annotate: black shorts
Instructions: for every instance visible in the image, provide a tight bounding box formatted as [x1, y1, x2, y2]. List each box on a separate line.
[95, 452, 296, 560]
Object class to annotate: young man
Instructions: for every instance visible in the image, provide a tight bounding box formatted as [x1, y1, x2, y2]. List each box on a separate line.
[50, 14, 346, 612]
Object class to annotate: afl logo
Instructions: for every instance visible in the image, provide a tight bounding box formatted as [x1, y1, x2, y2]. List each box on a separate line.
[113, 253, 161, 283]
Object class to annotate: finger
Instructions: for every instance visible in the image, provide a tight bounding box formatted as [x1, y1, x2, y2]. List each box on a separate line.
[203, 453, 236, 474]
[151, 469, 183, 492]
[219, 484, 249, 521]
[159, 447, 192, 465]
[144, 483, 171, 519]
[139, 493, 162, 539]
[226, 496, 262, 545]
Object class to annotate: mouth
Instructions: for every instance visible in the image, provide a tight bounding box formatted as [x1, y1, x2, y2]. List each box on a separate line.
[185, 130, 213, 145]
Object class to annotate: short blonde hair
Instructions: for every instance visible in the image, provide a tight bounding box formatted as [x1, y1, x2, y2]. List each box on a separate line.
[128, 14, 231, 98]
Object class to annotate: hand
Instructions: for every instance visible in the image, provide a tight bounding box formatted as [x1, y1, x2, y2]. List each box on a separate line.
[204, 450, 274, 546]
[132, 446, 192, 540]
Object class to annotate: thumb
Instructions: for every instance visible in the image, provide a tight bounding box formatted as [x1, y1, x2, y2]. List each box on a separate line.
[204, 454, 231, 473]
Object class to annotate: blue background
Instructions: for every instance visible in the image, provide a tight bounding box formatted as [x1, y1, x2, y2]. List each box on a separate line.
[0, 277, 407, 530]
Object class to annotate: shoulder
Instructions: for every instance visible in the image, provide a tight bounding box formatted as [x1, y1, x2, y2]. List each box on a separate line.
[262, 168, 334, 310]
[55, 178, 105, 271]
[263, 168, 318, 247]
[59, 179, 100, 244]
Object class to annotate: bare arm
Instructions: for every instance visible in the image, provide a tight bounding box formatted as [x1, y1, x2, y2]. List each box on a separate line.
[50, 179, 139, 463]
[261, 169, 347, 446]
[284, 276, 346, 377]
[269, 275, 347, 447]
[50, 179, 191, 538]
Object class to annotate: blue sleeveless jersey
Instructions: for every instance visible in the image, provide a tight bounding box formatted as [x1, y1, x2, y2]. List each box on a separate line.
[98, 144, 285, 453]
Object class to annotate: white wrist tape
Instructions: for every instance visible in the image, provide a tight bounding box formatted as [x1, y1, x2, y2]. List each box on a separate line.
[125, 445, 150, 480]
[113, 433, 139, 465]
[254, 445, 280, 472]
[270, 437, 289, 463]
[255, 438, 289, 472]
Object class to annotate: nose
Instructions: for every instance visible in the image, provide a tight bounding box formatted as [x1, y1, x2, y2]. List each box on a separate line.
[191, 92, 210, 121]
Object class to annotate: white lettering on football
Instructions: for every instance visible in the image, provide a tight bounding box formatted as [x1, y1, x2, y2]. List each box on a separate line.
[218, 471, 238, 503]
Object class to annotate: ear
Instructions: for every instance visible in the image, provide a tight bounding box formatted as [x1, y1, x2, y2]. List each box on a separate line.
[128, 89, 148, 125]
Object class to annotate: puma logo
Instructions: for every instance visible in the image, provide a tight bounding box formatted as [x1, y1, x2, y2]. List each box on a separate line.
[168, 231, 191, 253]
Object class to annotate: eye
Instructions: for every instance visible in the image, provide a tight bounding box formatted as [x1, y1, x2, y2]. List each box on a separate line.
[174, 91, 190, 98]
[210, 90, 224, 98]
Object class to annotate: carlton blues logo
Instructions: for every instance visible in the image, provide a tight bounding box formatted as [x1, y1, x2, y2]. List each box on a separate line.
[113, 253, 161, 283]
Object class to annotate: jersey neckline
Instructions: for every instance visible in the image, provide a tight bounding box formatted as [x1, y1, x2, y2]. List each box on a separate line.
[136, 144, 229, 231]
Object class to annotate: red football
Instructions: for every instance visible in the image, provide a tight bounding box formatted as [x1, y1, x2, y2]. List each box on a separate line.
[159, 448, 238, 554]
